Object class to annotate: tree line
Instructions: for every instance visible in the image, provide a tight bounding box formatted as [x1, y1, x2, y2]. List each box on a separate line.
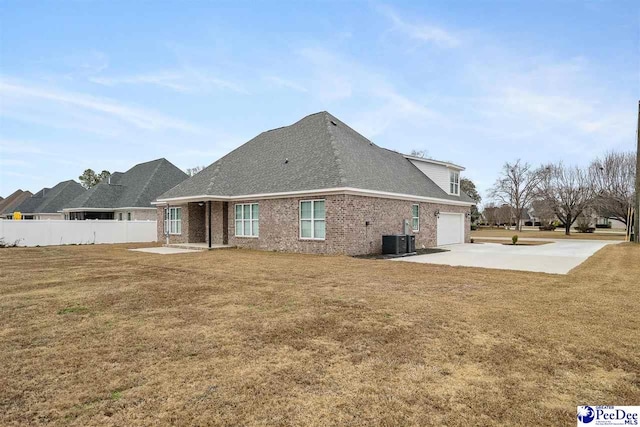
[484, 151, 636, 235]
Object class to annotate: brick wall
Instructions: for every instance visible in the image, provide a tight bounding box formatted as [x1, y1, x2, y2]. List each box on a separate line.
[227, 195, 347, 254]
[156, 202, 206, 244]
[157, 195, 471, 255]
[339, 195, 470, 254]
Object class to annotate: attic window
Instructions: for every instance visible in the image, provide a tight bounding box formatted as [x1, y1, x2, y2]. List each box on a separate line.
[330, 120, 337, 126]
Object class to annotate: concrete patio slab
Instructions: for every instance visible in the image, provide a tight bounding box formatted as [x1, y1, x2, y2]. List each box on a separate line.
[129, 247, 202, 255]
[390, 240, 619, 274]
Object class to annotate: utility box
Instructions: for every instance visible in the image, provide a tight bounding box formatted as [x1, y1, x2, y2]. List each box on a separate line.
[382, 235, 407, 255]
[403, 219, 411, 235]
[406, 235, 416, 253]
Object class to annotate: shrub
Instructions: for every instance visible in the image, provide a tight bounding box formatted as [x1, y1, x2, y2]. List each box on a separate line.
[575, 224, 596, 233]
[0, 238, 20, 248]
[539, 224, 556, 231]
[470, 224, 478, 231]
[512, 235, 518, 245]
[575, 216, 595, 233]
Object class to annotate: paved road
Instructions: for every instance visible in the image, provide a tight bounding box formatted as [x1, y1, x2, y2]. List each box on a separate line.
[390, 240, 620, 274]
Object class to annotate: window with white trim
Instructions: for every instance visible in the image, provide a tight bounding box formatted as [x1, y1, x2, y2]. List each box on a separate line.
[300, 200, 325, 240]
[449, 171, 460, 195]
[235, 203, 259, 237]
[412, 204, 419, 231]
[164, 207, 182, 234]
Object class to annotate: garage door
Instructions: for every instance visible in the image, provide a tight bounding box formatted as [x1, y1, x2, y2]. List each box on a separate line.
[437, 213, 464, 246]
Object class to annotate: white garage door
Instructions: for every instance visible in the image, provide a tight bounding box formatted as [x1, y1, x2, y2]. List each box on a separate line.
[437, 213, 464, 246]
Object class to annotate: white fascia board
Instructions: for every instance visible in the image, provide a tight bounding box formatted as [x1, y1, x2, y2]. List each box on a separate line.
[112, 207, 157, 210]
[403, 155, 465, 171]
[154, 187, 474, 207]
[61, 207, 116, 213]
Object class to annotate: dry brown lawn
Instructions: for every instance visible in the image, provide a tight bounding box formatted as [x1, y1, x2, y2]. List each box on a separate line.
[0, 243, 638, 426]
[472, 228, 625, 241]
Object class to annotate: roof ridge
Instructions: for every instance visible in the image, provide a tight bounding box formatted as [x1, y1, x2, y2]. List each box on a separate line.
[323, 113, 348, 186]
[129, 158, 165, 207]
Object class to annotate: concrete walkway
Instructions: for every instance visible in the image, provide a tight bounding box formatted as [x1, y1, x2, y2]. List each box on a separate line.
[129, 247, 202, 255]
[391, 240, 619, 274]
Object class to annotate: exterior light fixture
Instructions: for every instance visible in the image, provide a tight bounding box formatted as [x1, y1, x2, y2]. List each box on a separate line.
[434, 209, 440, 218]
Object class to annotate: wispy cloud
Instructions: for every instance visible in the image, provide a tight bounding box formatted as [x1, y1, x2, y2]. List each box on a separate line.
[90, 67, 248, 94]
[296, 47, 440, 137]
[377, 5, 460, 48]
[263, 75, 308, 93]
[0, 158, 29, 167]
[0, 78, 202, 133]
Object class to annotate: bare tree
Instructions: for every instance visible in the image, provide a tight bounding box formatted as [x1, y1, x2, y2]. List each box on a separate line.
[186, 166, 205, 176]
[483, 203, 498, 226]
[409, 149, 428, 158]
[590, 151, 636, 226]
[531, 198, 556, 226]
[538, 162, 594, 235]
[489, 160, 543, 231]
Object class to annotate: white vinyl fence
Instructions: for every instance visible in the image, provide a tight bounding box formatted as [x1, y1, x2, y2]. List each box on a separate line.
[0, 220, 157, 247]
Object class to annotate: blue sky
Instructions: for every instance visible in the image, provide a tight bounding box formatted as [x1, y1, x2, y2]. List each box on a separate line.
[1, 0, 638, 202]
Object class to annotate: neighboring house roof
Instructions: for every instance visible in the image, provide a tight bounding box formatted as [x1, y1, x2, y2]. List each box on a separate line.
[0, 190, 34, 215]
[64, 158, 188, 210]
[158, 111, 474, 204]
[14, 180, 86, 214]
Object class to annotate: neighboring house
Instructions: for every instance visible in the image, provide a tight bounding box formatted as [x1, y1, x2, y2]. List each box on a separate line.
[154, 111, 474, 255]
[12, 180, 86, 220]
[518, 209, 542, 227]
[0, 190, 33, 219]
[595, 217, 626, 229]
[63, 158, 188, 220]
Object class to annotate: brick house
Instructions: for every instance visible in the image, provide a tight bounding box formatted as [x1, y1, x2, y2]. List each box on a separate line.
[10, 180, 85, 220]
[63, 158, 188, 221]
[154, 112, 475, 255]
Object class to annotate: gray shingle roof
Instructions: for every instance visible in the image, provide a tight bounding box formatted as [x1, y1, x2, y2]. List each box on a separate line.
[65, 158, 188, 210]
[0, 190, 34, 215]
[15, 181, 86, 214]
[159, 112, 474, 203]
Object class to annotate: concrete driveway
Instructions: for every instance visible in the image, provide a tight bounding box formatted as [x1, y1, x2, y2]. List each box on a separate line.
[391, 240, 619, 274]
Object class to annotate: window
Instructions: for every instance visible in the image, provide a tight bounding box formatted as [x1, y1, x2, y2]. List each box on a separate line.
[127, 212, 132, 221]
[235, 203, 259, 237]
[118, 212, 123, 221]
[164, 207, 182, 234]
[449, 171, 460, 195]
[412, 204, 419, 231]
[300, 200, 325, 240]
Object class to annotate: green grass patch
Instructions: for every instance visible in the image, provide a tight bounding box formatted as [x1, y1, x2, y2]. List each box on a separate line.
[57, 306, 88, 315]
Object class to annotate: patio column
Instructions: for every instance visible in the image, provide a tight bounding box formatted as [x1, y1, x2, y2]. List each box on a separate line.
[208, 201, 212, 248]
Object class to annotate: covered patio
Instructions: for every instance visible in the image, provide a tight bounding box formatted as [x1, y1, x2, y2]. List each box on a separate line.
[160, 200, 231, 249]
